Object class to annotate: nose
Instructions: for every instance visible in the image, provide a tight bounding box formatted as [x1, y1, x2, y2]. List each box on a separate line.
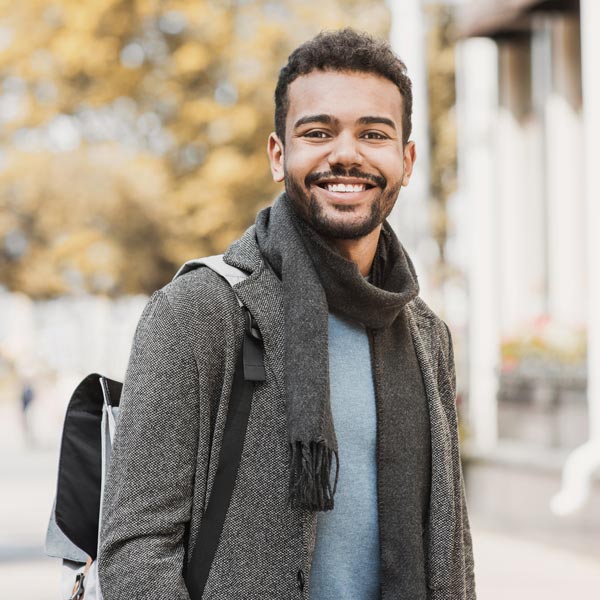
[327, 132, 363, 169]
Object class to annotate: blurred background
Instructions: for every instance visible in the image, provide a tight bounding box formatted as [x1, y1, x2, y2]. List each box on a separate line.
[1, 0, 599, 597]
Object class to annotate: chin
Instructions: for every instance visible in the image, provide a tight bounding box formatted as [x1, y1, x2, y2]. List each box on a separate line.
[307, 197, 382, 240]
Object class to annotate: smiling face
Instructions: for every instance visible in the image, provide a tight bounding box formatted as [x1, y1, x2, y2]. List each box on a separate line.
[268, 70, 416, 241]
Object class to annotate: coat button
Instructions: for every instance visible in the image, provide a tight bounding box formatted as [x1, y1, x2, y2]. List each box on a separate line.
[297, 569, 305, 592]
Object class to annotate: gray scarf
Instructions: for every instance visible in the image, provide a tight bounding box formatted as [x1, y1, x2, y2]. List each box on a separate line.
[255, 194, 419, 511]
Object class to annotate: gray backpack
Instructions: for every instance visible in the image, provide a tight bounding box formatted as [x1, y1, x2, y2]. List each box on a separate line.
[45, 255, 265, 600]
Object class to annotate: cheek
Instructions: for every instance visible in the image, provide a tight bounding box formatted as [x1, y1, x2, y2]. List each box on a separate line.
[286, 144, 330, 174]
[284, 156, 313, 183]
[364, 147, 404, 171]
[384, 156, 406, 181]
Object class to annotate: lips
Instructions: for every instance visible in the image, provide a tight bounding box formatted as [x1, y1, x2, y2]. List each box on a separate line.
[306, 170, 386, 192]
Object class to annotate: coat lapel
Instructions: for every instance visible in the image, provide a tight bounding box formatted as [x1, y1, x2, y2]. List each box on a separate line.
[406, 300, 456, 591]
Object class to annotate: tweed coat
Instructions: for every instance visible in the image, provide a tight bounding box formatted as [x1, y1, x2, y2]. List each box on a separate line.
[98, 225, 475, 600]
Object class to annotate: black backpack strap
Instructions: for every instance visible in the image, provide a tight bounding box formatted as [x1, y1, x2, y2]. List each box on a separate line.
[185, 306, 265, 599]
[175, 255, 265, 598]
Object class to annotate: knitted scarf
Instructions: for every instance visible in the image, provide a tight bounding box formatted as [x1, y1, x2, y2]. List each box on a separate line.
[255, 194, 419, 511]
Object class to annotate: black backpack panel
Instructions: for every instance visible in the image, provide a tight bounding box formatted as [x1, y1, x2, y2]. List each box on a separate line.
[54, 373, 122, 559]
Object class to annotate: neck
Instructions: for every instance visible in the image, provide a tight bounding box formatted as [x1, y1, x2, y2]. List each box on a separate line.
[328, 225, 382, 276]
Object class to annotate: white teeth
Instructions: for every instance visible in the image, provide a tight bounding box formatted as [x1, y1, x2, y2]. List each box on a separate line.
[325, 183, 366, 192]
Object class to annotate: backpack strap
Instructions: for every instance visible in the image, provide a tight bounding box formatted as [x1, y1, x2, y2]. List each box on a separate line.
[174, 254, 248, 299]
[174, 253, 265, 599]
[185, 331, 258, 599]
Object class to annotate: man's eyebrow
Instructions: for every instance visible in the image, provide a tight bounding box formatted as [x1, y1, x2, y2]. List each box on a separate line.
[293, 114, 339, 129]
[357, 116, 397, 130]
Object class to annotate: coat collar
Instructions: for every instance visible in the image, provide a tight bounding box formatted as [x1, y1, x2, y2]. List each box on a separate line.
[223, 225, 264, 275]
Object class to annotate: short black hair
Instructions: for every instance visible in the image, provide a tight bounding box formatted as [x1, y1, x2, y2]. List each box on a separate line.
[274, 28, 413, 145]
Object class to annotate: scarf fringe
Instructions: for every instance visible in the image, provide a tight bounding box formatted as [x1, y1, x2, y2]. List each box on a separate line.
[288, 440, 339, 511]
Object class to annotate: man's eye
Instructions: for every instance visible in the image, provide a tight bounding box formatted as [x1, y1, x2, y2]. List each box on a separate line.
[362, 131, 388, 140]
[304, 130, 330, 138]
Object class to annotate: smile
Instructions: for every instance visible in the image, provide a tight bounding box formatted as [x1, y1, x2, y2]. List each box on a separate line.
[314, 178, 377, 194]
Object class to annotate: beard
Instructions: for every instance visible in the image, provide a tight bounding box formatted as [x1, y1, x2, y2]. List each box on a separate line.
[284, 167, 402, 240]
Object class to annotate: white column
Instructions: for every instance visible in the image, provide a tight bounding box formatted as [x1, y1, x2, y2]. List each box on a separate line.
[544, 15, 586, 327]
[385, 0, 432, 301]
[551, 0, 600, 516]
[455, 36, 500, 451]
[496, 40, 544, 334]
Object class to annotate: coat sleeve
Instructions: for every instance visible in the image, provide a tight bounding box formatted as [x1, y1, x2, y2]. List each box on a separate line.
[98, 290, 201, 600]
[443, 321, 476, 599]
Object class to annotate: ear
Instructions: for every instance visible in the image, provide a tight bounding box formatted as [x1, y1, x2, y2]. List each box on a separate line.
[401, 141, 416, 187]
[267, 132, 285, 183]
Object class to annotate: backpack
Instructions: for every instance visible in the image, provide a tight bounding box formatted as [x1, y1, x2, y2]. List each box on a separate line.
[45, 255, 265, 600]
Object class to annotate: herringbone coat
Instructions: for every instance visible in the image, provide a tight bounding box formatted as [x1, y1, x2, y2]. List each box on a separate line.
[98, 226, 475, 599]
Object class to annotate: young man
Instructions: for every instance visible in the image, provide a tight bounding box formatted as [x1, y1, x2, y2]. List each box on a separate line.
[98, 29, 475, 600]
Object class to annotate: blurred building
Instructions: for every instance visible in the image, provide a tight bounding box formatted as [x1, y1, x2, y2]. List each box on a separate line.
[452, 0, 599, 554]
[385, 0, 434, 302]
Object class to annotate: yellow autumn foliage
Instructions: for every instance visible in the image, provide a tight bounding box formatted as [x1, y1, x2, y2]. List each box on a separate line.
[0, 0, 389, 297]
[173, 43, 211, 75]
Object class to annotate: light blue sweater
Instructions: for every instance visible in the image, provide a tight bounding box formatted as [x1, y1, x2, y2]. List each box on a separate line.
[309, 312, 380, 599]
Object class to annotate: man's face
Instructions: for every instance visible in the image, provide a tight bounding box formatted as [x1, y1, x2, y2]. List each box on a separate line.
[268, 70, 415, 240]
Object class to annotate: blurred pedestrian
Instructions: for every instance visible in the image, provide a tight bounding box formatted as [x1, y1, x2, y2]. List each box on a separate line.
[20, 378, 35, 447]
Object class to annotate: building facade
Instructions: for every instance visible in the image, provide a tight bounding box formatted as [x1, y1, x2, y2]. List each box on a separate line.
[453, 0, 600, 552]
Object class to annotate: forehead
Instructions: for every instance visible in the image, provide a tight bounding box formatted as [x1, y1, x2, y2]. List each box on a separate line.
[286, 70, 404, 126]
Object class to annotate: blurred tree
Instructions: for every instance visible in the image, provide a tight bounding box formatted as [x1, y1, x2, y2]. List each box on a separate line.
[0, 0, 389, 296]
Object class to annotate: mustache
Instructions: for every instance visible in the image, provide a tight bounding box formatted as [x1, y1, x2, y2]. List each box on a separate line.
[305, 167, 386, 189]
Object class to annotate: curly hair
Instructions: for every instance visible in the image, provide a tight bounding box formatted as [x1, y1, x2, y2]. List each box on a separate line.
[274, 28, 413, 145]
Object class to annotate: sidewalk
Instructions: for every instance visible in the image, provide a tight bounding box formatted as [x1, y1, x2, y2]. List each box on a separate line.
[0, 402, 62, 598]
[1, 402, 599, 598]
[472, 526, 600, 598]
